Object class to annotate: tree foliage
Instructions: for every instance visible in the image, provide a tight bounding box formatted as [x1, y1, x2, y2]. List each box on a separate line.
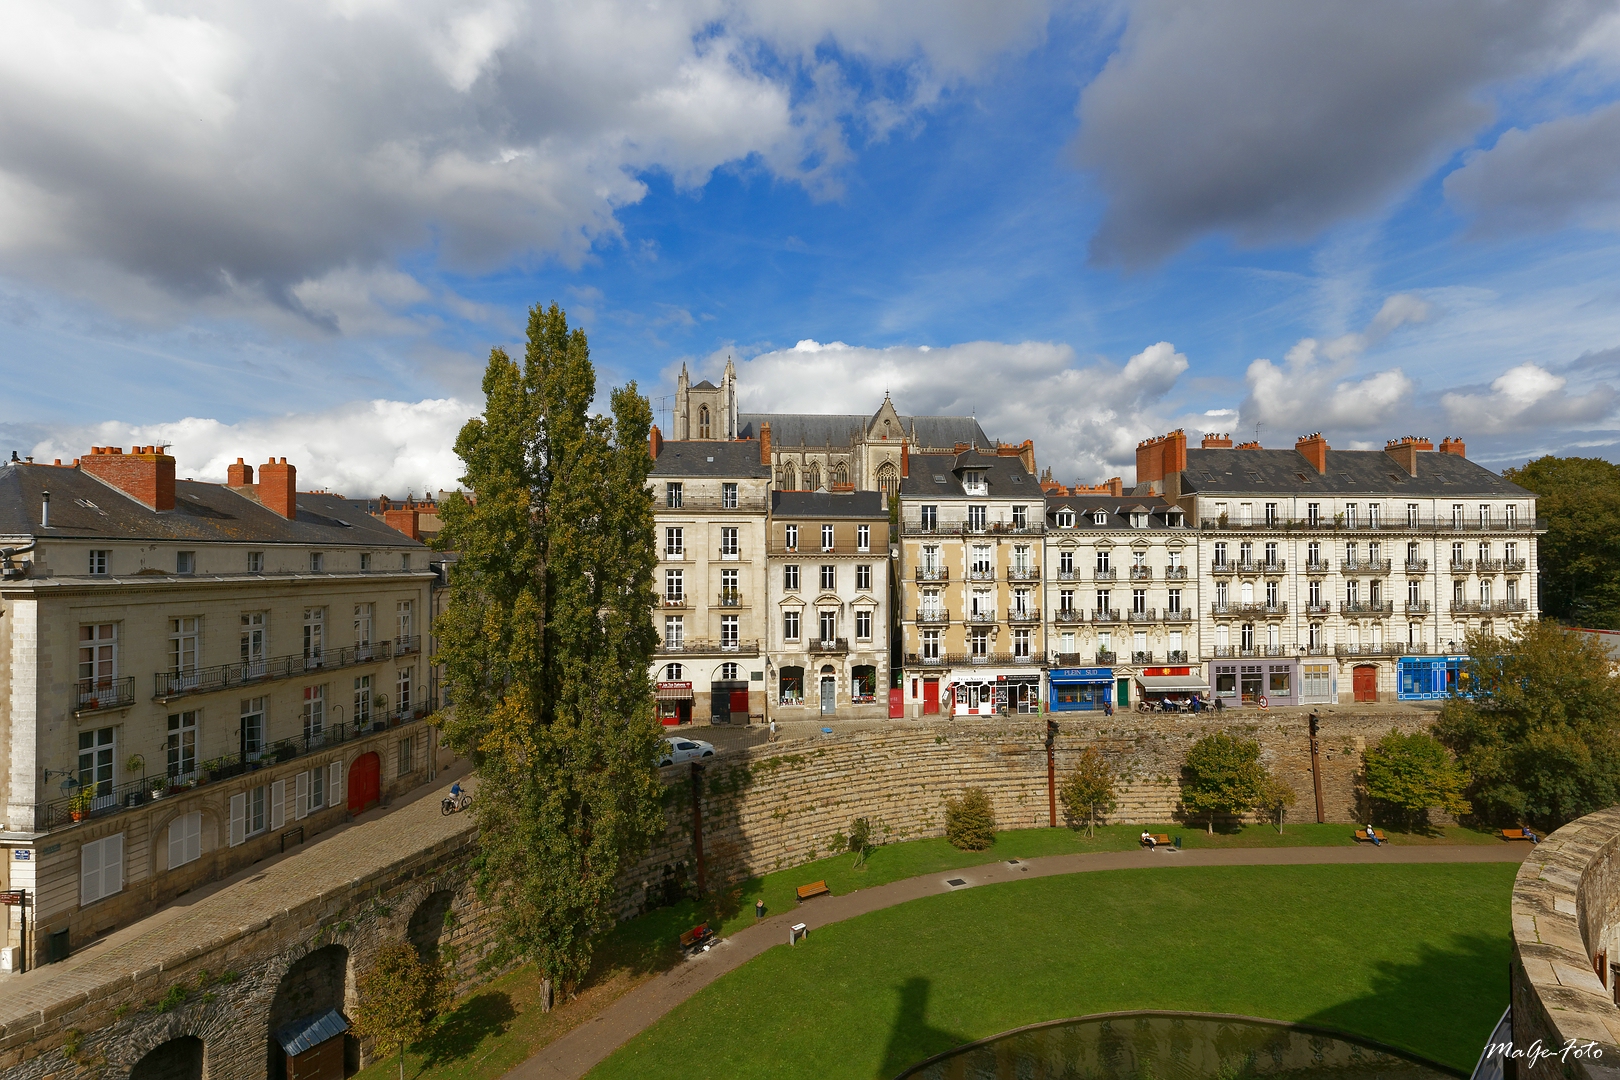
[1181, 732, 1270, 834]
[434, 303, 664, 1010]
[945, 788, 996, 850]
[1258, 775, 1298, 833]
[1361, 729, 1470, 828]
[1059, 747, 1117, 837]
[1434, 621, 1620, 829]
[352, 941, 439, 1080]
[847, 817, 873, 866]
[1502, 456, 1620, 628]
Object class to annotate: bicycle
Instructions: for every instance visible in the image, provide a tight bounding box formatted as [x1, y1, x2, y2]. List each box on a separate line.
[441, 792, 471, 815]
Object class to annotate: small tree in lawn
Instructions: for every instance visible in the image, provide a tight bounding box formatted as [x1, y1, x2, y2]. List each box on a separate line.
[945, 788, 996, 850]
[1181, 732, 1269, 834]
[1059, 747, 1117, 837]
[353, 941, 436, 1080]
[1363, 728, 1470, 830]
[847, 817, 874, 867]
[1260, 775, 1298, 833]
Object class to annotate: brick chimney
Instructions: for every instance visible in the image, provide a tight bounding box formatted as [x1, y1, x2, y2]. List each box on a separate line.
[649, 424, 664, 461]
[384, 505, 421, 541]
[259, 457, 297, 519]
[1202, 432, 1233, 448]
[227, 458, 254, 487]
[1384, 436, 1433, 476]
[901, 441, 909, 478]
[1237, 440, 1262, 450]
[759, 421, 771, 466]
[1136, 436, 1165, 487]
[1018, 439, 1036, 476]
[80, 445, 176, 511]
[1163, 430, 1186, 474]
[1295, 433, 1328, 473]
[1439, 437, 1466, 458]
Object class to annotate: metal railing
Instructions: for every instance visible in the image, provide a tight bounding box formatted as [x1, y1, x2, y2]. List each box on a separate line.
[1056, 568, 1079, 581]
[1405, 559, 1429, 572]
[1449, 599, 1530, 614]
[655, 639, 762, 656]
[1199, 516, 1546, 532]
[1335, 643, 1423, 658]
[810, 638, 850, 654]
[1304, 645, 1331, 656]
[1129, 566, 1153, 580]
[1339, 601, 1395, 615]
[966, 610, 998, 624]
[1053, 609, 1086, 624]
[1212, 646, 1235, 658]
[1477, 559, 1504, 573]
[75, 676, 137, 714]
[914, 610, 951, 624]
[1306, 559, 1332, 573]
[1128, 609, 1157, 623]
[1166, 650, 1189, 663]
[717, 592, 743, 607]
[1404, 601, 1431, 614]
[901, 522, 1045, 537]
[1092, 609, 1121, 623]
[914, 566, 949, 582]
[155, 641, 402, 700]
[1006, 609, 1041, 624]
[1449, 559, 1473, 572]
[1305, 602, 1334, 615]
[1210, 561, 1234, 574]
[1094, 568, 1118, 581]
[1165, 566, 1189, 580]
[662, 596, 689, 609]
[1212, 602, 1287, 616]
[1163, 609, 1193, 623]
[1504, 558, 1527, 572]
[967, 569, 997, 582]
[1340, 559, 1392, 573]
[660, 494, 767, 512]
[1007, 566, 1040, 581]
[1095, 651, 1117, 665]
[1132, 651, 1153, 664]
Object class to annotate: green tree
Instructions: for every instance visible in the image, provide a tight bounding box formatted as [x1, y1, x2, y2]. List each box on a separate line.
[1361, 729, 1470, 829]
[1181, 733, 1269, 834]
[1435, 621, 1620, 829]
[434, 303, 664, 1011]
[1502, 456, 1620, 627]
[847, 817, 873, 867]
[352, 941, 436, 1080]
[1059, 746, 1117, 837]
[945, 788, 996, 850]
[1259, 775, 1298, 834]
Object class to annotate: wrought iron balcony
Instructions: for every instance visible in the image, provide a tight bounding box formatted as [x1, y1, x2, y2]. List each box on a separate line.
[1007, 566, 1040, 582]
[915, 566, 949, 581]
[966, 610, 998, 624]
[656, 638, 761, 656]
[1006, 609, 1041, 624]
[1339, 601, 1395, 616]
[1450, 599, 1529, 614]
[1449, 559, 1473, 572]
[1053, 608, 1087, 624]
[717, 591, 743, 607]
[1129, 566, 1153, 581]
[1166, 650, 1189, 663]
[1306, 559, 1331, 573]
[914, 609, 951, 624]
[1210, 561, 1234, 575]
[1405, 601, 1431, 614]
[155, 641, 400, 700]
[1165, 566, 1189, 580]
[1131, 651, 1153, 664]
[1163, 609, 1193, 623]
[1504, 558, 1527, 572]
[1056, 568, 1078, 581]
[1335, 642, 1420, 658]
[1095, 650, 1117, 665]
[1212, 646, 1235, 658]
[662, 596, 689, 608]
[1094, 567, 1118, 581]
[810, 638, 850, 654]
[1306, 601, 1333, 615]
[1127, 608, 1157, 623]
[967, 568, 997, 582]
[1477, 559, 1505, 573]
[75, 676, 137, 715]
[1405, 559, 1429, 572]
[1340, 559, 1392, 573]
[1092, 609, 1121, 623]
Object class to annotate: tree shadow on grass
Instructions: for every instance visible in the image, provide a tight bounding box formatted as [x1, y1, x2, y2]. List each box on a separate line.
[1300, 932, 1510, 1072]
[416, 991, 518, 1070]
[877, 977, 971, 1080]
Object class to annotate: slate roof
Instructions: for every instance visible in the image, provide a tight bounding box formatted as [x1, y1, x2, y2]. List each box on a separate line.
[897, 451, 1037, 498]
[0, 462, 425, 546]
[771, 491, 886, 518]
[1178, 448, 1532, 497]
[737, 413, 991, 450]
[649, 440, 772, 478]
[691, 380, 719, 390]
[1044, 493, 1187, 530]
[276, 1009, 349, 1056]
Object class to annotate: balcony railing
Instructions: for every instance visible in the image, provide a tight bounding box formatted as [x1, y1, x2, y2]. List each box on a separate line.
[1198, 516, 1546, 532]
[1092, 609, 1121, 623]
[1304, 645, 1332, 656]
[905, 652, 947, 666]
[1210, 562, 1234, 575]
[1261, 560, 1286, 573]
[1335, 643, 1423, 658]
[1213, 646, 1235, 658]
[1306, 602, 1334, 615]
[811, 638, 850, 654]
[659, 495, 768, 512]
[1166, 650, 1189, 663]
[914, 610, 951, 624]
[966, 610, 998, 624]
[717, 591, 743, 607]
[1340, 559, 1392, 573]
[1165, 566, 1189, 580]
[656, 638, 762, 656]
[1093, 568, 1118, 581]
[1405, 559, 1429, 572]
[1053, 609, 1086, 624]
[967, 569, 997, 582]
[1056, 568, 1078, 581]
[1127, 608, 1157, 623]
[915, 566, 949, 582]
[1008, 566, 1040, 581]
[1339, 601, 1395, 615]
[715, 548, 742, 560]
[155, 640, 401, 700]
[75, 676, 138, 714]
[1007, 609, 1041, 624]
[662, 596, 689, 608]
[1449, 559, 1473, 572]
[1163, 609, 1193, 623]
[1053, 652, 1087, 667]
[1129, 566, 1153, 581]
[1306, 559, 1331, 573]
[1449, 599, 1530, 614]
[902, 522, 1045, 537]
[1212, 602, 1287, 617]
[1477, 559, 1505, 573]
[1131, 651, 1154, 664]
[1504, 558, 1527, 572]
[1404, 601, 1431, 614]
[1095, 651, 1117, 665]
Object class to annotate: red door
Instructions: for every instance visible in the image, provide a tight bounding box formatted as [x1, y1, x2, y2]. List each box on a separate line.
[729, 689, 749, 721]
[1353, 665, 1378, 703]
[348, 752, 381, 814]
[923, 679, 940, 715]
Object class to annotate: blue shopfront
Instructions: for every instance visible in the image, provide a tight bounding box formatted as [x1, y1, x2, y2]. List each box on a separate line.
[1396, 655, 1469, 701]
[1048, 668, 1115, 712]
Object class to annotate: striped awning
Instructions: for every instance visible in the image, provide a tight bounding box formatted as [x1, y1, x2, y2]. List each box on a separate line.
[656, 685, 693, 701]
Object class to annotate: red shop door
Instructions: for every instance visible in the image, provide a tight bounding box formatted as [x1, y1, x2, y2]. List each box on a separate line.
[1353, 665, 1378, 703]
[922, 679, 940, 715]
[348, 751, 381, 814]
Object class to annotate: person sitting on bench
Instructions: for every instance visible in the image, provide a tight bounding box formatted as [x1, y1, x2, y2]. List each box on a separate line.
[1140, 830, 1155, 848]
[1523, 825, 1539, 843]
[1364, 823, 1382, 846]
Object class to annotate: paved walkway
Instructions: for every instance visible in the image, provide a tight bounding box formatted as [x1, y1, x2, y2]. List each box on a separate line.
[506, 842, 1531, 1080]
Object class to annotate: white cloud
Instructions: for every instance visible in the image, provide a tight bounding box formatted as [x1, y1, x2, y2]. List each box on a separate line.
[1445, 100, 1620, 235]
[1442, 363, 1617, 433]
[28, 398, 476, 497]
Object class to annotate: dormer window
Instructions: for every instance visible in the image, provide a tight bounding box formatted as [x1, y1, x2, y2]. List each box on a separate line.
[962, 471, 988, 496]
[1167, 511, 1184, 527]
[1093, 511, 1108, 526]
[1055, 509, 1075, 528]
[1130, 512, 1148, 529]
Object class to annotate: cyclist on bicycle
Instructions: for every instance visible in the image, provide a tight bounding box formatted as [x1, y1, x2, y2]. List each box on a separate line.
[450, 780, 462, 800]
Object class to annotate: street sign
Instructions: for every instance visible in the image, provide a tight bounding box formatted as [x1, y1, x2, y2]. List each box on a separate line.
[0, 891, 25, 905]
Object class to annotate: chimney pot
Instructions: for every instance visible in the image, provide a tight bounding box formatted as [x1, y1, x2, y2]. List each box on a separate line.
[79, 444, 175, 510]
[259, 458, 297, 519]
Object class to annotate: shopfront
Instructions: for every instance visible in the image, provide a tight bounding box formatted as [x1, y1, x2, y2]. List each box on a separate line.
[1048, 667, 1114, 712]
[656, 681, 693, 725]
[1134, 667, 1211, 709]
[1210, 660, 1300, 707]
[1397, 655, 1469, 701]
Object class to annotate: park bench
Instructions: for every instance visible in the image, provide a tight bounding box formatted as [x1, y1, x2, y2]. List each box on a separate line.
[678, 923, 714, 954]
[1141, 833, 1174, 848]
[796, 880, 830, 901]
[1502, 828, 1539, 843]
[1354, 828, 1387, 844]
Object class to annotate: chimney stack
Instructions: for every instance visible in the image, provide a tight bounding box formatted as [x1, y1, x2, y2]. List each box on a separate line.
[227, 458, 254, 487]
[1202, 432, 1233, 448]
[259, 457, 297, 519]
[1384, 436, 1433, 476]
[1135, 430, 1185, 490]
[901, 441, 910, 478]
[649, 424, 664, 461]
[80, 445, 176, 511]
[1439, 437, 1466, 458]
[759, 421, 772, 466]
[1295, 433, 1328, 474]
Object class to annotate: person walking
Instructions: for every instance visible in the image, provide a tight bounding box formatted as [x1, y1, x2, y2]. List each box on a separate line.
[768, 718, 778, 743]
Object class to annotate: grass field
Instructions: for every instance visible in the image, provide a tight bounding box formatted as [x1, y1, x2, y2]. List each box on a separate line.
[587, 862, 1515, 1080]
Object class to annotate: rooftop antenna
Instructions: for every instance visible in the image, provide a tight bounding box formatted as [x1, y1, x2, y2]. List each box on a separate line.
[1254, 421, 1262, 445]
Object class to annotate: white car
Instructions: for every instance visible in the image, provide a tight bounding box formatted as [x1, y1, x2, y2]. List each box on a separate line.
[658, 736, 716, 767]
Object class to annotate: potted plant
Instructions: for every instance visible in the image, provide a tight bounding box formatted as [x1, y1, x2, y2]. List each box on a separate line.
[69, 786, 94, 822]
[148, 775, 166, 800]
[126, 753, 145, 776]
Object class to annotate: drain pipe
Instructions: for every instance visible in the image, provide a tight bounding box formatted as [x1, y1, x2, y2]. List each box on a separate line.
[1, 538, 38, 581]
[40, 490, 49, 529]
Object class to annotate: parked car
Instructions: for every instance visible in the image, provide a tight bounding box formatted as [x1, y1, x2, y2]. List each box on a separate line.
[658, 737, 716, 767]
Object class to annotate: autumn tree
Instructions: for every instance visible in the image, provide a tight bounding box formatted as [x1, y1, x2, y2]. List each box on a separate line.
[1259, 775, 1298, 834]
[1435, 622, 1620, 829]
[1181, 732, 1270, 834]
[1361, 729, 1470, 829]
[434, 303, 664, 1011]
[945, 788, 996, 850]
[352, 942, 437, 1080]
[1059, 746, 1118, 837]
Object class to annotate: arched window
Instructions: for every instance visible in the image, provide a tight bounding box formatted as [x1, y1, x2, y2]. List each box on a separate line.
[782, 463, 796, 490]
[665, 663, 683, 680]
[876, 461, 899, 500]
[831, 462, 849, 488]
[806, 462, 821, 490]
[719, 662, 739, 680]
[698, 405, 710, 439]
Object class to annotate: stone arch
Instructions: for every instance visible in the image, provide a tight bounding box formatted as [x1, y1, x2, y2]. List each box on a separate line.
[406, 889, 455, 965]
[806, 461, 821, 491]
[830, 461, 849, 488]
[131, 1036, 203, 1080]
[876, 461, 898, 499]
[267, 943, 356, 1079]
[149, 804, 224, 876]
[781, 462, 796, 490]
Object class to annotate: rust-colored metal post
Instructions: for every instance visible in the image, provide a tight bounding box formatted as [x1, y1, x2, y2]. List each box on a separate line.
[1046, 720, 1058, 828]
[1309, 712, 1325, 824]
[690, 761, 707, 894]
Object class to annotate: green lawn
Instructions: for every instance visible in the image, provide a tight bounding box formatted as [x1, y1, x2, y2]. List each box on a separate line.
[588, 862, 1514, 1080]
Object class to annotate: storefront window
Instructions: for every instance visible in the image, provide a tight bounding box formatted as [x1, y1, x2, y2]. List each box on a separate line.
[779, 666, 804, 704]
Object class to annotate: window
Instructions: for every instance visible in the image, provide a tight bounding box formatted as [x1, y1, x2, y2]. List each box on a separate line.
[665, 663, 683, 680]
[1307, 503, 1320, 526]
[396, 599, 414, 642]
[1507, 578, 1519, 602]
[698, 405, 710, 439]
[80, 833, 124, 905]
[248, 785, 268, 836]
[360, 552, 371, 571]
[1014, 588, 1032, 615]
[1094, 511, 1108, 526]
[78, 726, 115, 797]
[920, 506, 937, 531]
[301, 607, 325, 665]
[1479, 540, 1491, 563]
[1309, 579, 1322, 606]
[720, 616, 739, 648]
[973, 545, 992, 574]
[1452, 541, 1466, 567]
[248, 551, 264, 573]
[354, 675, 372, 726]
[170, 616, 200, 674]
[1264, 502, 1277, 526]
[1507, 504, 1518, 525]
[856, 609, 872, 640]
[784, 524, 799, 550]
[400, 553, 410, 570]
[666, 568, 684, 602]
[353, 602, 374, 645]
[1167, 588, 1181, 613]
[1344, 504, 1357, 528]
[666, 482, 683, 508]
[398, 667, 414, 714]
[1239, 540, 1253, 565]
[922, 629, 941, 659]
[1096, 549, 1112, 572]
[819, 610, 837, 642]
[967, 505, 986, 531]
[783, 609, 800, 641]
[1309, 623, 1322, 648]
[1132, 588, 1147, 614]
[783, 564, 800, 590]
[822, 524, 835, 550]
[303, 685, 325, 740]
[971, 630, 989, 657]
[820, 565, 836, 590]
[1506, 541, 1518, 562]
[922, 544, 941, 572]
[1014, 628, 1031, 659]
[88, 549, 108, 575]
[242, 697, 265, 756]
[856, 564, 872, 591]
[167, 711, 198, 779]
[666, 527, 684, 556]
[1264, 541, 1278, 566]
[310, 765, 325, 811]
[1060, 588, 1075, 612]
[170, 811, 202, 866]
[1452, 503, 1465, 527]
[1241, 623, 1255, 651]
[79, 623, 117, 691]
[857, 524, 870, 551]
[399, 736, 414, 777]
[1480, 580, 1493, 605]
[310, 552, 324, 572]
[1368, 504, 1381, 528]
[665, 616, 684, 648]
[1454, 580, 1465, 604]
[1012, 505, 1027, 529]
[1408, 580, 1421, 606]
[240, 611, 267, 677]
[1213, 542, 1227, 568]
[963, 470, 987, 496]
[1059, 550, 1074, 575]
[1056, 509, 1075, 528]
[1238, 503, 1252, 526]
[1096, 588, 1112, 612]
[1215, 581, 1228, 607]
[722, 482, 737, 509]
[720, 526, 739, 557]
[1307, 540, 1320, 566]
[1168, 549, 1181, 570]
[1266, 580, 1278, 606]
[1480, 503, 1491, 527]
[177, 550, 195, 574]
[720, 662, 739, 680]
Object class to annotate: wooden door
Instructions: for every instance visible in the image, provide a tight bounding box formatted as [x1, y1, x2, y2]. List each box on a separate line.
[923, 679, 940, 715]
[1353, 665, 1378, 703]
[347, 752, 380, 814]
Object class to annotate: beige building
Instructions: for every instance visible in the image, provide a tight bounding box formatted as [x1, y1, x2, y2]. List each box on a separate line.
[0, 448, 439, 971]
[767, 491, 891, 720]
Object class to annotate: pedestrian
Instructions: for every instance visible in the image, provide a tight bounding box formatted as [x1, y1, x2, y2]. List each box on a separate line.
[1103, 697, 1113, 717]
[768, 718, 778, 743]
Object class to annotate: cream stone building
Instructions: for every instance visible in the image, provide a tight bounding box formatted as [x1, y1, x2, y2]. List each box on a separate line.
[0, 448, 439, 970]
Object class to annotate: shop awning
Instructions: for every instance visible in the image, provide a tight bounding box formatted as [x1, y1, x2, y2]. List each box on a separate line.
[1049, 668, 1114, 683]
[656, 684, 693, 701]
[1136, 674, 1212, 694]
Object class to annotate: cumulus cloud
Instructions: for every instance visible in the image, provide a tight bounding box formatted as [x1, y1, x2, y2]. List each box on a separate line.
[0, 0, 1053, 320]
[27, 398, 477, 497]
[1445, 101, 1620, 235]
[1442, 363, 1618, 433]
[1074, 1, 1603, 265]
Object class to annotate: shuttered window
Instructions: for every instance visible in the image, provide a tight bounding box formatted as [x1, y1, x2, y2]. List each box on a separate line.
[295, 771, 309, 820]
[271, 779, 286, 829]
[170, 811, 203, 866]
[229, 793, 247, 847]
[328, 761, 342, 808]
[80, 834, 124, 905]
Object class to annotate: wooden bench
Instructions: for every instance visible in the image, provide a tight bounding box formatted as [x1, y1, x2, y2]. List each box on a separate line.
[1502, 828, 1539, 843]
[678, 923, 714, 953]
[1141, 833, 1173, 848]
[1354, 828, 1387, 844]
[796, 880, 830, 902]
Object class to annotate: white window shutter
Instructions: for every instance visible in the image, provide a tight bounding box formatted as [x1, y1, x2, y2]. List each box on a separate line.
[184, 812, 201, 865]
[169, 816, 187, 869]
[229, 794, 246, 847]
[329, 761, 342, 807]
[271, 779, 286, 829]
[104, 833, 124, 899]
[81, 838, 104, 905]
[295, 771, 309, 820]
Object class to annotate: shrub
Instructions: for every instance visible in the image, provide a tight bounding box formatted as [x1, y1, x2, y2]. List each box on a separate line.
[847, 817, 873, 865]
[945, 788, 996, 850]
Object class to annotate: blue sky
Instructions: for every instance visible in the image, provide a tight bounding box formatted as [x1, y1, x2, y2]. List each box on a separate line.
[1, 1, 1618, 493]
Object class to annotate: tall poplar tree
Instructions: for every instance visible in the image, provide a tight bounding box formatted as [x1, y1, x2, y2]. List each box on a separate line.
[434, 303, 663, 1011]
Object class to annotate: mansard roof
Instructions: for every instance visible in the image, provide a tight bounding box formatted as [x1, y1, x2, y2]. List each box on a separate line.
[1044, 493, 1187, 531]
[649, 440, 772, 478]
[737, 412, 991, 450]
[771, 490, 886, 518]
[1178, 447, 1532, 498]
[897, 450, 1037, 497]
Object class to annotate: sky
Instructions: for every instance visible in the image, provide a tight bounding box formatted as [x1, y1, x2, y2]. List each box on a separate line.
[2, 0, 1619, 495]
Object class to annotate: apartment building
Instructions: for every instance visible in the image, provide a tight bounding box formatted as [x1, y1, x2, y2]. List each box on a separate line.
[0, 448, 438, 970]
[766, 491, 890, 720]
[897, 445, 1045, 718]
[1040, 490, 1201, 711]
[648, 436, 771, 724]
[1135, 430, 1541, 705]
